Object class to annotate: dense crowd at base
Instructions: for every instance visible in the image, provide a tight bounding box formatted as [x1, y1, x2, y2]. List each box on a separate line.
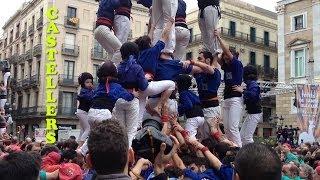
[1, 120, 320, 180]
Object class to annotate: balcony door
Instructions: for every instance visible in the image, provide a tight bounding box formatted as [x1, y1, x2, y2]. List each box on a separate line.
[65, 33, 75, 52]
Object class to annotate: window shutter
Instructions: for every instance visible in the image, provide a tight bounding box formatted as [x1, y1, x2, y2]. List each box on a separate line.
[58, 91, 63, 115]
[303, 48, 306, 77]
[291, 16, 294, 31]
[303, 13, 307, 28]
[292, 50, 294, 77]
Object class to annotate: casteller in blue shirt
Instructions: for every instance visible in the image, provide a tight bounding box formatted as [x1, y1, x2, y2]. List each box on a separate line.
[91, 80, 134, 112]
[244, 80, 262, 114]
[221, 56, 243, 99]
[77, 88, 94, 112]
[137, 40, 166, 76]
[117, 55, 149, 91]
[155, 58, 193, 81]
[183, 164, 234, 180]
[195, 68, 221, 108]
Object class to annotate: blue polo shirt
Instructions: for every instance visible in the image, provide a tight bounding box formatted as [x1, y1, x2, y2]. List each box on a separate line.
[194, 68, 221, 100]
[154, 58, 193, 81]
[184, 165, 234, 180]
[138, 40, 165, 75]
[221, 57, 243, 99]
[117, 56, 149, 91]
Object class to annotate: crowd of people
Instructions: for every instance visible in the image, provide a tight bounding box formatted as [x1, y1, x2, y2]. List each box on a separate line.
[0, 0, 319, 179]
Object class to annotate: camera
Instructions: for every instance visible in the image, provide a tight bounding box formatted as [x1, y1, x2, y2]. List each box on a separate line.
[132, 118, 173, 162]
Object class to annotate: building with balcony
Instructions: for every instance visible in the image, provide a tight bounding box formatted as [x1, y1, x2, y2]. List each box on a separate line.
[0, 0, 150, 139]
[276, 0, 320, 127]
[186, 0, 279, 138]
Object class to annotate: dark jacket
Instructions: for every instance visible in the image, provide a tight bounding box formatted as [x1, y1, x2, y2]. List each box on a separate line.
[178, 90, 204, 118]
[91, 81, 134, 111]
[117, 55, 148, 91]
[96, 0, 121, 28]
[77, 88, 94, 112]
[244, 80, 262, 114]
[95, 174, 130, 180]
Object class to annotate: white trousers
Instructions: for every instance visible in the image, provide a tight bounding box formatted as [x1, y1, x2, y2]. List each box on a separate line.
[240, 113, 263, 145]
[75, 109, 90, 142]
[174, 26, 190, 61]
[87, 108, 113, 126]
[0, 128, 6, 135]
[0, 99, 7, 109]
[143, 97, 178, 122]
[4, 72, 10, 88]
[152, 0, 178, 54]
[113, 98, 139, 147]
[196, 106, 221, 140]
[139, 80, 176, 123]
[185, 116, 205, 138]
[114, 15, 131, 44]
[198, 6, 220, 54]
[94, 25, 122, 64]
[223, 97, 243, 147]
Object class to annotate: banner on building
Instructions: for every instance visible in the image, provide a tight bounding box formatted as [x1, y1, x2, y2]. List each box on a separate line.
[34, 128, 46, 143]
[57, 129, 80, 142]
[296, 84, 320, 143]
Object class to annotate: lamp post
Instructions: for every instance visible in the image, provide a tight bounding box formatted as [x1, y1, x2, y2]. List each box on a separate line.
[280, 116, 284, 128]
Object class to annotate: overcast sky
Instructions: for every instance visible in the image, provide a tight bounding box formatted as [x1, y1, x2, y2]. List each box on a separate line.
[0, 0, 278, 35]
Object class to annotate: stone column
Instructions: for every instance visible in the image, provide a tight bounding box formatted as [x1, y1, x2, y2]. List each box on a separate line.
[276, 4, 286, 83]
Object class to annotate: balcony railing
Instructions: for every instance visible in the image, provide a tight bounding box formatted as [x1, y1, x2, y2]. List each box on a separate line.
[13, 106, 45, 118]
[25, 49, 33, 61]
[10, 54, 19, 64]
[61, 44, 79, 57]
[64, 16, 79, 29]
[91, 48, 107, 60]
[220, 27, 277, 49]
[22, 78, 30, 89]
[33, 44, 42, 57]
[16, 80, 23, 91]
[189, 27, 277, 50]
[36, 17, 43, 30]
[21, 30, 27, 41]
[18, 54, 25, 63]
[28, 24, 34, 36]
[30, 74, 40, 87]
[58, 74, 78, 87]
[58, 107, 77, 117]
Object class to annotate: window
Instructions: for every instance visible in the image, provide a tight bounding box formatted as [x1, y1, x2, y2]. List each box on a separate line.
[14, 66, 17, 79]
[37, 61, 41, 76]
[18, 95, 23, 109]
[249, 51, 256, 65]
[62, 92, 73, 107]
[10, 30, 13, 43]
[264, 55, 270, 74]
[93, 64, 99, 83]
[16, 44, 19, 54]
[291, 49, 306, 78]
[40, 8, 43, 18]
[250, 27, 256, 43]
[67, 7, 77, 18]
[135, 21, 141, 33]
[28, 62, 32, 78]
[32, 15, 35, 25]
[65, 33, 75, 49]
[24, 22, 27, 30]
[16, 23, 20, 39]
[64, 60, 75, 79]
[35, 91, 39, 107]
[189, 28, 193, 43]
[264, 31, 269, 46]
[30, 39, 34, 49]
[21, 64, 25, 79]
[292, 13, 306, 31]
[27, 93, 30, 107]
[229, 21, 236, 37]
[186, 52, 193, 60]
[38, 33, 42, 44]
[23, 43, 26, 53]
